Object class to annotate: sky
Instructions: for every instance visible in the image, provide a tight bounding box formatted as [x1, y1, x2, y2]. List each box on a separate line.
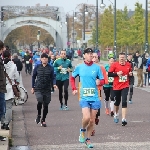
[0, 0, 147, 14]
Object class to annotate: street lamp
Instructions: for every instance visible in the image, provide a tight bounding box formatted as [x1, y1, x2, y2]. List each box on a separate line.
[74, 4, 88, 49]
[100, 0, 117, 59]
[145, 0, 148, 52]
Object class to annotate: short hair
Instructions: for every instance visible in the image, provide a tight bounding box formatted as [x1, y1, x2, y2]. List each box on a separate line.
[119, 52, 126, 55]
[136, 51, 139, 54]
[127, 53, 132, 56]
[3, 50, 11, 58]
[60, 50, 66, 53]
[0, 40, 4, 50]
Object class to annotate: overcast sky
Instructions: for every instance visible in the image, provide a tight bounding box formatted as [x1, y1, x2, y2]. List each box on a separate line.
[0, 0, 146, 13]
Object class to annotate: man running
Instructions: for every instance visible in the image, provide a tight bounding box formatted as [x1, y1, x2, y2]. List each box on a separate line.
[53, 50, 72, 110]
[127, 53, 134, 104]
[70, 48, 104, 148]
[31, 53, 57, 127]
[108, 52, 132, 126]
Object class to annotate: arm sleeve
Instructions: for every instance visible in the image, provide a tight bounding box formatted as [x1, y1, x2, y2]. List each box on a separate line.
[97, 67, 105, 86]
[51, 66, 56, 85]
[53, 60, 60, 72]
[138, 57, 142, 68]
[32, 66, 38, 88]
[146, 59, 149, 69]
[70, 65, 79, 90]
[68, 61, 73, 71]
[108, 63, 118, 77]
[14, 66, 20, 83]
[101, 66, 108, 85]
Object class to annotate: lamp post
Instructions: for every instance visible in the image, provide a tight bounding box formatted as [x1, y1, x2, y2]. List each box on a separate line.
[73, 11, 75, 49]
[101, 0, 117, 59]
[96, 0, 99, 50]
[145, 0, 148, 52]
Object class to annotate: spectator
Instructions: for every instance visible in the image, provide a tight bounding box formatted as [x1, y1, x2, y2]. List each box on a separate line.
[143, 53, 149, 86]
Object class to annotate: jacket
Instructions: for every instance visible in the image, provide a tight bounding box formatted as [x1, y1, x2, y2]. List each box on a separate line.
[32, 64, 56, 92]
[4, 61, 20, 100]
[0, 57, 6, 93]
[12, 58, 23, 71]
[137, 56, 143, 69]
[53, 58, 73, 81]
[127, 59, 134, 85]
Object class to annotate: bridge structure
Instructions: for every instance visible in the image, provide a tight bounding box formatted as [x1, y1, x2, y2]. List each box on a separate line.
[0, 5, 67, 49]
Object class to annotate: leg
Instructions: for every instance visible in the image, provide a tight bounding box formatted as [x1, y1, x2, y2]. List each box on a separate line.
[37, 102, 42, 116]
[42, 102, 49, 123]
[121, 88, 129, 126]
[113, 90, 122, 123]
[110, 88, 115, 115]
[63, 79, 69, 107]
[144, 73, 147, 86]
[140, 69, 143, 86]
[103, 87, 110, 115]
[25, 64, 27, 74]
[0, 93, 5, 121]
[129, 84, 133, 102]
[137, 69, 140, 86]
[56, 80, 63, 108]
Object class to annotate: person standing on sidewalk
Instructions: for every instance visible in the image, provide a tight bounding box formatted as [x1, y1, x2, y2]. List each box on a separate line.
[0, 40, 7, 141]
[108, 52, 133, 126]
[53, 50, 73, 110]
[127, 53, 135, 104]
[70, 48, 104, 148]
[31, 53, 57, 127]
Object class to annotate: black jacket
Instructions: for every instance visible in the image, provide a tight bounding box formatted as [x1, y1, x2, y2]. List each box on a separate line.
[32, 64, 56, 92]
[12, 58, 23, 71]
[127, 59, 134, 85]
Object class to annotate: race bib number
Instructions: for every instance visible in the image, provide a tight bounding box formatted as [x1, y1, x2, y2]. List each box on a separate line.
[60, 68, 67, 74]
[119, 75, 127, 82]
[108, 77, 114, 83]
[83, 88, 95, 97]
[26, 61, 29, 64]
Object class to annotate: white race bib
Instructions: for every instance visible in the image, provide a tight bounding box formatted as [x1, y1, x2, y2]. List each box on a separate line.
[119, 75, 127, 82]
[26, 61, 29, 64]
[60, 68, 67, 74]
[83, 88, 95, 97]
[108, 77, 114, 83]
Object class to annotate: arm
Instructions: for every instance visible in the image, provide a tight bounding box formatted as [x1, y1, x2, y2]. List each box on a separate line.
[53, 60, 61, 72]
[50, 66, 56, 86]
[97, 66, 105, 86]
[70, 65, 79, 90]
[101, 66, 108, 85]
[32, 66, 38, 88]
[68, 60, 73, 72]
[108, 63, 118, 77]
[14, 66, 20, 83]
[138, 57, 142, 68]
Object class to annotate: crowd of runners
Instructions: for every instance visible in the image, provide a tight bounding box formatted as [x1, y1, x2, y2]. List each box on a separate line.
[1, 39, 150, 148]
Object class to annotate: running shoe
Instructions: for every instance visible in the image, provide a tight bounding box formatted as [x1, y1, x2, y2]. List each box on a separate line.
[79, 129, 86, 143]
[95, 118, 99, 125]
[0, 136, 6, 141]
[110, 111, 114, 117]
[41, 121, 47, 127]
[85, 138, 94, 148]
[105, 108, 109, 115]
[63, 105, 69, 110]
[91, 130, 95, 136]
[122, 120, 127, 126]
[114, 115, 119, 123]
[129, 100, 132, 104]
[59, 105, 63, 110]
[35, 115, 41, 124]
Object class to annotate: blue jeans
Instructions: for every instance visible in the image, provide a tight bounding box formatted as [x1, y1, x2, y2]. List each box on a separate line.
[0, 92, 6, 121]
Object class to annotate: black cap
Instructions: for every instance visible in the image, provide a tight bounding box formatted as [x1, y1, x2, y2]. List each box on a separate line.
[83, 48, 93, 54]
[41, 53, 48, 58]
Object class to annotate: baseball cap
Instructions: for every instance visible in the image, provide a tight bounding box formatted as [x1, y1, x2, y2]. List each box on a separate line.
[41, 53, 48, 58]
[83, 48, 93, 54]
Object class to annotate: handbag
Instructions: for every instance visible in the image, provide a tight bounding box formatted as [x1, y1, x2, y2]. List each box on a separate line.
[5, 72, 19, 97]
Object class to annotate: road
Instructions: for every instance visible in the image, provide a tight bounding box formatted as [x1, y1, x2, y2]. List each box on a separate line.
[10, 59, 150, 150]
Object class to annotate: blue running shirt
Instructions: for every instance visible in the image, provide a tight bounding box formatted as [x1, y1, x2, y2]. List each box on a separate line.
[72, 63, 104, 101]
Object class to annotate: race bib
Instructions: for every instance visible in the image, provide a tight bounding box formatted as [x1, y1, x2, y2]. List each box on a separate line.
[60, 68, 67, 74]
[26, 61, 29, 64]
[108, 77, 114, 83]
[83, 88, 95, 97]
[119, 75, 127, 82]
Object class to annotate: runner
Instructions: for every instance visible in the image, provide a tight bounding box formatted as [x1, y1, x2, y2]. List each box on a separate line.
[91, 52, 108, 136]
[103, 57, 115, 116]
[31, 53, 57, 127]
[127, 53, 134, 104]
[53, 50, 73, 110]
[108, 52, 132, 126]
[70, 48, 104, 148]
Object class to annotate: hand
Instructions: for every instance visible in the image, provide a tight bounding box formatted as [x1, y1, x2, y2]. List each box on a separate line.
[31, 88, 34, 94]
[53, 85, 58, 89]
[129, 72, 133, 76]
[96, 79, 100, 85]
[72, 90, 77, 95]
[59, 66, 62, 70]
[117, 71, 123, 76]
[67, 68, 71, 72]
[134, 66, 137, 71]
